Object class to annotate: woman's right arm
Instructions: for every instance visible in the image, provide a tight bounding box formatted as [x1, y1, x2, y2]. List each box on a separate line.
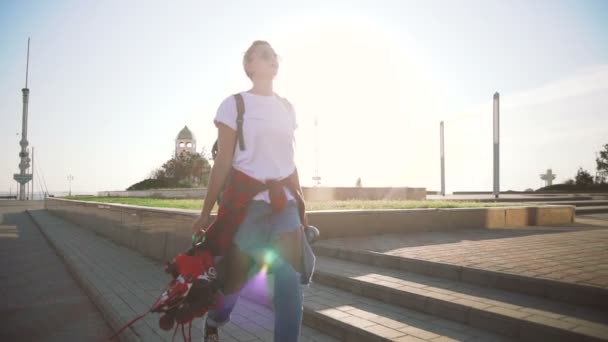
[192, 123, 236, 232]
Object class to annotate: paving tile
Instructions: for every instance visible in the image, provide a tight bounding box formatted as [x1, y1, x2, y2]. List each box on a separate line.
[398, 326, 441, 340]
[363, 324, 405, 339]
[395, 335, 428, 341]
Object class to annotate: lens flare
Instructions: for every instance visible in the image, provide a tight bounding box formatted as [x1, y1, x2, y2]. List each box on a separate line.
[263, 250, 278, 267]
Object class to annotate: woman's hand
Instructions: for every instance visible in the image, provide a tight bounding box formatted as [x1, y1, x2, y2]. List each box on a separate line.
[192, 213, 211, 236]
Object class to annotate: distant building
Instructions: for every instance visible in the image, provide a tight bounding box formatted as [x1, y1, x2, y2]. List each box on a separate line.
[175, 126, 196, 156]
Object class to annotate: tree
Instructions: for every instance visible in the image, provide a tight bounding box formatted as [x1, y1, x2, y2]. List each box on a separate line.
[127, 151, 211, 190]
[575, 167, 594, 186]
[163, 151, 210, 187]
[564, 179, 575, 185]
[596, 143, 608, 184]
[355, 177, 362, 187]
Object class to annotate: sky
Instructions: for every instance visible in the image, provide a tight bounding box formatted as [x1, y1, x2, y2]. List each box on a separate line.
[1, 0, 607, 194]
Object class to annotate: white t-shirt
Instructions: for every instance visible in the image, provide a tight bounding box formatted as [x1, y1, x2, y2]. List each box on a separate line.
[214, 92, 297, 202]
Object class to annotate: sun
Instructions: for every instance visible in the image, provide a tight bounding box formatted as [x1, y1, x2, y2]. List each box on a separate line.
[270, 16, 448, 186]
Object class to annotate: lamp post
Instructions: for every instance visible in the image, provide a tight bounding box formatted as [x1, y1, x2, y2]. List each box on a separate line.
[67, 174, 74, 197]
[440, 121, 445, 196]
[493, 92, 500, 199]
[312, 115, 321, 187]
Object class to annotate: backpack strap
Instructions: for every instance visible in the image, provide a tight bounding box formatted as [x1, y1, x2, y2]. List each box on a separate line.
[234, 93, 245, 151]
[277, 95, 293, 113]
[211, 93, 246, 160]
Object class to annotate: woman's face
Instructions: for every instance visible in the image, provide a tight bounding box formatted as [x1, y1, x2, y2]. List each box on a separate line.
[246, 43, 279, 80]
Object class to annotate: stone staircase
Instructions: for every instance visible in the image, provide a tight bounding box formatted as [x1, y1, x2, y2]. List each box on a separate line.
[299, 242, 608, 341]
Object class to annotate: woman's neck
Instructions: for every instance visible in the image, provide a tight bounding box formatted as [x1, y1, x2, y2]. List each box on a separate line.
[249, 79, 274, 96]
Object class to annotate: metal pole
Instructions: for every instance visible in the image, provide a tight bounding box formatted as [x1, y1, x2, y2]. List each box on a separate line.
[68, 174, 74, 197]
[493, 92, 500, 199]
[312, 116, 321, 186]
[440, 121, 445, 196]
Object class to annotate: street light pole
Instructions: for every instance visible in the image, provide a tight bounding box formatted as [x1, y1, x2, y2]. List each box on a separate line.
[312, 115, 322, 187]
[440, 121, 446, 196]
[67, 174, 74, 197]
[493, 92, 500, 199]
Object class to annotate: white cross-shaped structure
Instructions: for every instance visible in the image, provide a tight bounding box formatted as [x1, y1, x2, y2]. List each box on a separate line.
[540, 169, 556, 186]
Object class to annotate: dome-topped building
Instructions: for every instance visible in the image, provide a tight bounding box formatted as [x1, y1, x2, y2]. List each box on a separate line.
[175, 125, 196, 156]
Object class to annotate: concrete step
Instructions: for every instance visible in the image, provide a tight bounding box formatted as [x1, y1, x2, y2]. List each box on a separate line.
[313, 244, 608, 311]
[576, 206, 608, 214]
[314, 256, 608, 341]
[303, 283, 514, 342]
[555, 200, 608, 207]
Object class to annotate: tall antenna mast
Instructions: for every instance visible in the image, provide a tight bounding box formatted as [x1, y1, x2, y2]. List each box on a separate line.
[14, 38, 33, 200]
[25, 37, 30, 88]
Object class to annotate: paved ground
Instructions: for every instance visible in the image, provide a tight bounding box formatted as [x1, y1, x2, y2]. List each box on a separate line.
[0, 200, 113, 341]
[5, 198, 607, 341]
[317, 215, 608, 289]
[26, 208, 336, 342]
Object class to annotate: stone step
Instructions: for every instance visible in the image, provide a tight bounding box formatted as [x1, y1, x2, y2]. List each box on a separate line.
[557, 200, 608, 207]
[303, 283, 514, 342]
[314, 256, 608, 341]
[313, 244, 608, 311]
[576, 206, 608, 214]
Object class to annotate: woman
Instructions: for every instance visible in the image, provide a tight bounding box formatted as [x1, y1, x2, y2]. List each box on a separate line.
[192, 40, 309, 342]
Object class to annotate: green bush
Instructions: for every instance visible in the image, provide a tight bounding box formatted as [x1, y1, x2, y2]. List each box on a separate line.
[126, 178, 190, 191]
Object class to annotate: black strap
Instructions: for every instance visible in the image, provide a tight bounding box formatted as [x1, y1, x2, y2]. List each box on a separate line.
[277, 96, 293, 113]
[211, 93, 246, 160]
[234, 93, 245, 151]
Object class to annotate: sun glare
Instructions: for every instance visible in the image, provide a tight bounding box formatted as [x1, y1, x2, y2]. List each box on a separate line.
[273, 17, 448, 187]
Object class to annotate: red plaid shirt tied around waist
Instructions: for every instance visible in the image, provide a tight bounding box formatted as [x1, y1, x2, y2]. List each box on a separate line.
[203, 168, 307, 257]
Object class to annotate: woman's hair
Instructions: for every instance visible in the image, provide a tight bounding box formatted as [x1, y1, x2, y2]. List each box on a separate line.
[243, 40, 272, 79]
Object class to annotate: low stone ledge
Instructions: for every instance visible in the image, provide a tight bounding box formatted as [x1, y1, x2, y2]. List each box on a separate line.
[98, 186, 427, 201]
[45, 198, 575, 263]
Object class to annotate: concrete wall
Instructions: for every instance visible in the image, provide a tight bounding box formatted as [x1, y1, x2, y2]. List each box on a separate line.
[307, 205, 575, 239]
[97, 186, 427, 201]
[45, 198, 574, 263]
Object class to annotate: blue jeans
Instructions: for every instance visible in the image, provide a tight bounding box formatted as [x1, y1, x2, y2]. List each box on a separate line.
[206, 200, 304, 341]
